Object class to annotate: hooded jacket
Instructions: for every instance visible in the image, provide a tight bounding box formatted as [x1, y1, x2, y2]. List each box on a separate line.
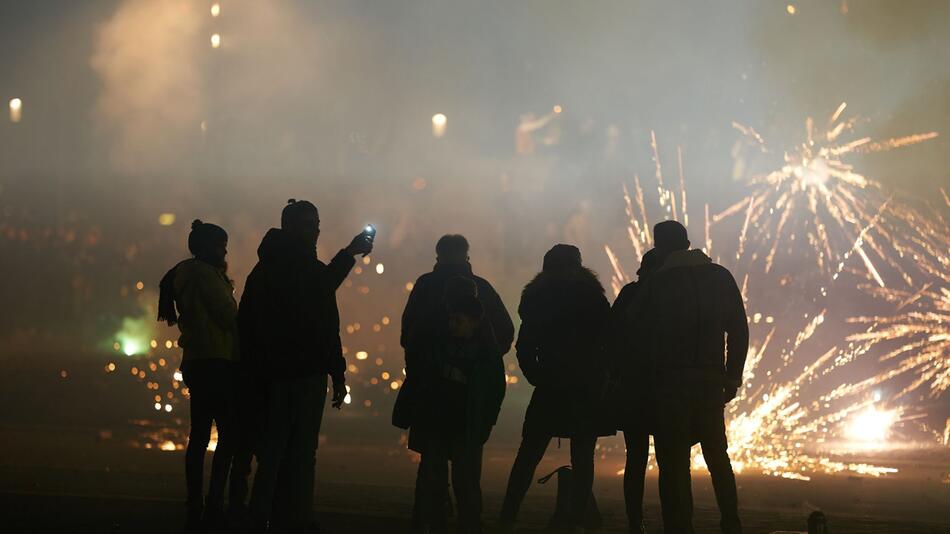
[630, 249, 748, 388]
[238, 228, 355, 381]
[400, 261, 514, 356]
[516, 267, 614, 438]
[173, 259, 238, 366]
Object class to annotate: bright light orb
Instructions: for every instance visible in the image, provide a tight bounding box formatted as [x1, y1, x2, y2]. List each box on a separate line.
[795, 157, 830, 190]
[211, 3, 221, 17]
[9, 98, 22, 123]
[846, 407, 897, 443]
[211, 34, 221, 48]
[431, 113, 447, 138]
[121, 339, 141, 356]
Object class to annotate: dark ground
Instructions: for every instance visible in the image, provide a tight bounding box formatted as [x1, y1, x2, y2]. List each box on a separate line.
[2, 423, 949, 534]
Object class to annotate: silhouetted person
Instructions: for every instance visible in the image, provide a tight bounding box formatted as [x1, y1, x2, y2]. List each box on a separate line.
[158, 220, 238, 532]
[499, 244, 613, 532]
[398, 234, 514, 532]
[401, 234, 514, 356]
[401, 276, 506, 534]
[610, 248, 661, 534]
[226, 338, 265, 522]
[240, 199, 373, 533]
[629, 221, 748, 534]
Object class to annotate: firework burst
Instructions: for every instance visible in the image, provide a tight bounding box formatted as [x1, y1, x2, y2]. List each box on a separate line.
[729, 103, 937, 285]
[605, 125, 945, 481]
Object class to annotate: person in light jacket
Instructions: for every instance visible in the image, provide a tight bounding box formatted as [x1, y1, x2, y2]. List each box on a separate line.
[158, 219, 238, 532]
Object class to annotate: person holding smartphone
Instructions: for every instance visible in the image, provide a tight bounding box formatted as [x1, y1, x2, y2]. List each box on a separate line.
[239, 199, 373, 533]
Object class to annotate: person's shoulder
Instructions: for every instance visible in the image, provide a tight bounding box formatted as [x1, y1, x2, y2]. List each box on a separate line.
[701, 263, 739, 289]
[412, 271, 439, 290]
[175, 258, 216, 281]
[472, 275, 500, 295]
[416, 270, 437, 282]
[615, 280, 639, 301]
[707, 262, 736, 278]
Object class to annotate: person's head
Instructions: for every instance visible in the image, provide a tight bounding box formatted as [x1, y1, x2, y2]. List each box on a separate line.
[447, 295, 483, 339]
[188, 220, 228, 268]
[435, 234, 469, 264]
[444, 275, 477, 303]
[636, 248, 660, 278]
[653, 220, 689, 252]
[445, 276, 480, 338]
[542, 243, 583, 274]
[281, 199, 320, 249]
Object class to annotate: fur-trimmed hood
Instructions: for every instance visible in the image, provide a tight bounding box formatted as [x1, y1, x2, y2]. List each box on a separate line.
[522, 266, 605, 297]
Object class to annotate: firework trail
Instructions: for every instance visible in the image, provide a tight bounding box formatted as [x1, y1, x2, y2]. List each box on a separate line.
[846, 199, 950, 401]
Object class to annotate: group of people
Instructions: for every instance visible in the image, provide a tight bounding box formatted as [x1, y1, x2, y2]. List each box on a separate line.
[159, 198, 749, 534]
[159, 200, 373, 534]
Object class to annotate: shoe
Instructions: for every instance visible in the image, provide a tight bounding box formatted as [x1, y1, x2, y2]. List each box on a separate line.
[629, 519, 647, 534]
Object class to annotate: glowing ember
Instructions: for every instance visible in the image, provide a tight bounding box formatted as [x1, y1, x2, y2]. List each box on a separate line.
[846, 407, 898, 443]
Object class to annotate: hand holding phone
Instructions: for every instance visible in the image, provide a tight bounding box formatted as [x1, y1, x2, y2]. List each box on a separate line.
[346, 224, 375, 257]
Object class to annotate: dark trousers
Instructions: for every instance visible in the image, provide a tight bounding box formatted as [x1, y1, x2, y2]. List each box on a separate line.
[622, 426, 650, 528]
[249, 374, 328, 527]
[417, 439, 484, 533]
[499, 433, 597, 527]
[228, 373, 264, 510]
[182, 359, 236, 511]
[411, 465, 452, 530]
[699, 416, 741, 534]
[654, 382, 740, 534]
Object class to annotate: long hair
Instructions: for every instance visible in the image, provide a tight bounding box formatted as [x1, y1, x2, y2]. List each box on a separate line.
[157, 263, 181, 326]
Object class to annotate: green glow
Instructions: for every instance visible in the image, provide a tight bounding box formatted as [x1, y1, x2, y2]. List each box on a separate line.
[121, 339, 142, 356]
[115, 316, 153, 357]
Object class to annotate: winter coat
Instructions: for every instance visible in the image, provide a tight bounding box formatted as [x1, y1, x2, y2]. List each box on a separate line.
[629, 249, 748, 389]
[608, 279, 654, 429]
[516, 267, 615, 438]
[400, 261, 514, 355]
[238, 228, 354, 381]
[173, 259, 238, 367]
[405, 323, 506, 454]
